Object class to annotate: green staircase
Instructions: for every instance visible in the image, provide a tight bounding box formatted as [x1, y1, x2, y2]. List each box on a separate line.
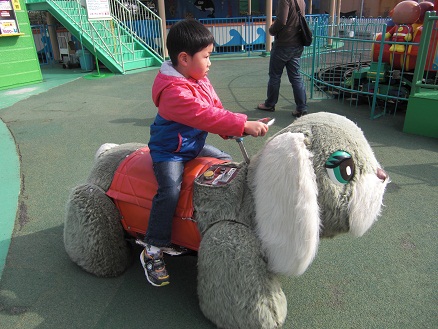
[26, 0, 163, 73]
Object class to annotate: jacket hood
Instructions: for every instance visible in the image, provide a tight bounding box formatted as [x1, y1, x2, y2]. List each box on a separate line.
[160, 60, 184, 77]
[152, 61, 199, 107]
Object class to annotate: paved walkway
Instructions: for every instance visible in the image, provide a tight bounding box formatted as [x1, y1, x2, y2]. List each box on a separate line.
[0, 65, 88, 279]
[0, 59, 437, 329]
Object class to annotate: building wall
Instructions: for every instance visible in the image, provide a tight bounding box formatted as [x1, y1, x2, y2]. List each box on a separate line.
[162, 0, 283, 19]
[365, 0, 399, 17]
[318, 0, 399, 18]
[0, 0, 42, 91]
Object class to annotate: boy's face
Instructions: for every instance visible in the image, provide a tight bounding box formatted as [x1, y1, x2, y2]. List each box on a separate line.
[183, 43, 213, 80]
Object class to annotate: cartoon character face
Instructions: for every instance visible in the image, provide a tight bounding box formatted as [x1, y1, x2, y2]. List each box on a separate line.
[391, 0, 421, 25]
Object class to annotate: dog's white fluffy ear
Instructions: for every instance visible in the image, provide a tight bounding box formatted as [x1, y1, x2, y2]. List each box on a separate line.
[252, 132, 320, 276]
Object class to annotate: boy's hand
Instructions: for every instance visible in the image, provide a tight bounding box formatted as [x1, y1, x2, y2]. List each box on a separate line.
[244, 121, 269, 137]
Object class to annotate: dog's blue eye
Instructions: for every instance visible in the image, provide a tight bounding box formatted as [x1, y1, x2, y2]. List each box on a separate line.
[325, 151, 355, 185]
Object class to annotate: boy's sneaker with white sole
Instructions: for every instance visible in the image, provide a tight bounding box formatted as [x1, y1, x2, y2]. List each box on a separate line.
[140, 249, 170, 287]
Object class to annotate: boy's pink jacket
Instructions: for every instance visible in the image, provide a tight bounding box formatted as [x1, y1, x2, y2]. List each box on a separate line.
[152, 61, 247, 137]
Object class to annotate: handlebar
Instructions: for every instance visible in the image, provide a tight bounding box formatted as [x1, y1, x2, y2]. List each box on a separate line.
[228, 117, 275, 164]
[227, 117, 275, 140]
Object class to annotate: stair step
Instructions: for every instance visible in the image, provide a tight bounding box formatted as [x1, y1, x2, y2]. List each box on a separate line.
[98, 35, 133, 45]
[122, 50, 147, 61]
[123, 57, 155, 70]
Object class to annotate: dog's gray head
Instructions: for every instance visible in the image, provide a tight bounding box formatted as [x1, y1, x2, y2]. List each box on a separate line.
[249, 112, 389, 276]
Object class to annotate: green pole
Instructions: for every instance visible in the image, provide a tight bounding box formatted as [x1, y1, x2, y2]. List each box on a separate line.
[411, 11, 436, 96]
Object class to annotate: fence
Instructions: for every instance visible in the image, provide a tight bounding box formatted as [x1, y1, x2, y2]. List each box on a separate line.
[410, 12, 438, 96]
[31, 13, 437, 119]
[166, 16, 268, 55]
[304, 14, 438, 118]
[109, 0, 165, 62]
[32, 14, 330, 63]
[302, 18, 389, 118]
[167, 14, 329, 56]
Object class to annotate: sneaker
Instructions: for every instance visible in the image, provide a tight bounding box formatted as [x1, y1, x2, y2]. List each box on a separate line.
[292, 110, 308, 118]
[140, 249, 170, 287]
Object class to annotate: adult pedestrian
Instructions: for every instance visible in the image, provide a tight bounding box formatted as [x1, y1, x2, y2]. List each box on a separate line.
[257, 0, 308, 117]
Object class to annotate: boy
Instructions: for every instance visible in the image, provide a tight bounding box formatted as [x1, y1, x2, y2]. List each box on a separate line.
[142, 19, 269, 287]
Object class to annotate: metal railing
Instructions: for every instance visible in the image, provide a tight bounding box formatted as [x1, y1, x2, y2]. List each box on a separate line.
[30, 10, 437, 116]
[38, 0, 164, 72]
[411, 11, 438, 96]
[302, 13, 438, 119]
[167, 14, 329, 56]
[47, 0, 125, 68]
[167, 16, 266, 56]
[109, 0, 164, 61]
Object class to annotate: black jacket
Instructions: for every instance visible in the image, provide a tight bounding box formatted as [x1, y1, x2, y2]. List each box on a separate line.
[269, 0, 306, 47]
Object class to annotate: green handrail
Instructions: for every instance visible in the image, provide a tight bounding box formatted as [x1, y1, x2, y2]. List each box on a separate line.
[411, 11, 438, 96]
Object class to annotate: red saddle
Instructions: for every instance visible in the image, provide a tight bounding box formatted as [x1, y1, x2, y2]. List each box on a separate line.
[106, 146, 226, 251]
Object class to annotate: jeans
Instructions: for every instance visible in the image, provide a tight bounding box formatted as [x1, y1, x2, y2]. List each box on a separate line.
[144, 144, 231, 247]
[265, 44, 307, 112]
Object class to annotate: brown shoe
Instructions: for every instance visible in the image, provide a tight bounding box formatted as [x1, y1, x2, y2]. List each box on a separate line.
[256, 103, 275, 112]
[292, 110, 308, 118]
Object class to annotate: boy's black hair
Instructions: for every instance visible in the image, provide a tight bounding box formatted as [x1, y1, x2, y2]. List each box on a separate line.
[167, 19, 215, 66]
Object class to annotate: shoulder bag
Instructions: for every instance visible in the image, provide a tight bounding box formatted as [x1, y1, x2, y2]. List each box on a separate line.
[293, 0, 313, 46]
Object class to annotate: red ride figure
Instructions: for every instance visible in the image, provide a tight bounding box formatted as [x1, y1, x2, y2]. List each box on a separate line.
[386, 25, 413, 52]
[384, 0, 421, 53]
